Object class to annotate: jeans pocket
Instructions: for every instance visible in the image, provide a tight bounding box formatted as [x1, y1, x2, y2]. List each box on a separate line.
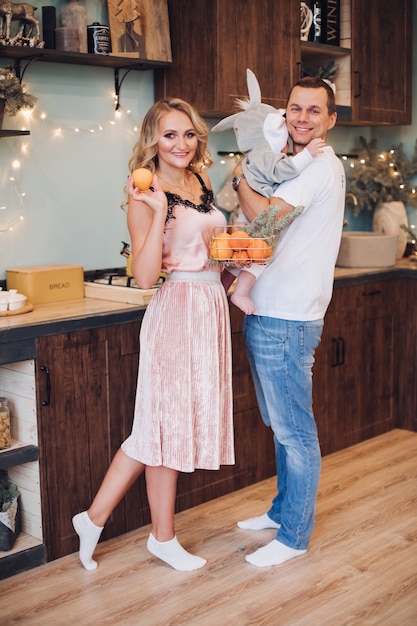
[298, 320, 324, 367]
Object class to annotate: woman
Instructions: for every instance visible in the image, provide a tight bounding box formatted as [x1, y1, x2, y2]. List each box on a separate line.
[72, 98, 234, 572]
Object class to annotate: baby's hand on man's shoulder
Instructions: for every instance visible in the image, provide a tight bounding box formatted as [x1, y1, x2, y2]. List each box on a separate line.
[306, 138, 326, 157]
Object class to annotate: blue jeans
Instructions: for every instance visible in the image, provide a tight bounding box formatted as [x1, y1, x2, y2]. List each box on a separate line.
[243, 315, 324, 550]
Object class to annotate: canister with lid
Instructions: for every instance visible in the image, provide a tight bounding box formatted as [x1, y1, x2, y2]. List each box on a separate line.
[87, 22, 111, 54]
[0, 397, 11, 450]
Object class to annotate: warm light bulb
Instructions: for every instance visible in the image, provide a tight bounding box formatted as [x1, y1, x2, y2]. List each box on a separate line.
[12, 160, 21, 170]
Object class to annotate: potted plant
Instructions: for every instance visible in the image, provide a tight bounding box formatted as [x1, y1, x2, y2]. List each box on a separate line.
[0, 65, 37, 129]
[346, 137, 417, 214]
[345, 136, 417, 259]
[302, 59, 339, 93]
[0, 469, 21, 551]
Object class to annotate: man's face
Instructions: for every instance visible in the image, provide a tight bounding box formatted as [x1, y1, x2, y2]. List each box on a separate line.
[285, 86, 337, 152]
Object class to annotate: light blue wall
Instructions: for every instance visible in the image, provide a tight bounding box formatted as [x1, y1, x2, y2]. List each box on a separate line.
[0, 4, 415, 280]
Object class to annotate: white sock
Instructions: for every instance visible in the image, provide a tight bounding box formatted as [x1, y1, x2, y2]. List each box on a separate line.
[237, 513, 281, 530]
[245, 539, 307, 567]
[72, 511, 104, 571]
[147, 533, 207, 572]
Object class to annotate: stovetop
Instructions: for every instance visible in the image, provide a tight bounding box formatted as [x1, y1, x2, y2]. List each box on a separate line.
[84, 268, 164, 289]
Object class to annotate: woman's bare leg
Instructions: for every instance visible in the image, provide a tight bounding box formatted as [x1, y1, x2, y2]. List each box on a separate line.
[73, 448, 145, 570]
[145, 466, 207, 571]
[88, 448, 145, 526]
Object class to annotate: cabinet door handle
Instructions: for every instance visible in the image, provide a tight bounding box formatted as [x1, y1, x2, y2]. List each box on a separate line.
[354, 70, 362, 98]
[296, 60, 303, 79]
[40, 365, 51, 406]
[338, 337, 345, 366]
[331, 337, 345, 367]
[362, 289, 382, 297]
[331, 338, 339, 367]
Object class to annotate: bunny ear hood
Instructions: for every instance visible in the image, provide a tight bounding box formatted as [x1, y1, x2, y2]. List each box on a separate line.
[211, 68, 277, 132]
[211, 68, 285, 153]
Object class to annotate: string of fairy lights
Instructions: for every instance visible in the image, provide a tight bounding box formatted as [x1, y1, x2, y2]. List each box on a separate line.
[2, 102, 416, 235]
[0, 101, 140, 234]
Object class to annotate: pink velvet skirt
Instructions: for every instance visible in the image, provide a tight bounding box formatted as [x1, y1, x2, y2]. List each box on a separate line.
[122, 271, 234, 472]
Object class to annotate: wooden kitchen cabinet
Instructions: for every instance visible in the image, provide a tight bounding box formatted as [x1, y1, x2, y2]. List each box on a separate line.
[154, 0, 299, 116]
[35, 322, 141, 560]
[313, 279, 397, 456]
[396, 277, 417, 433]
[155, 0, 412, 126]
[350, 0, 412, 125]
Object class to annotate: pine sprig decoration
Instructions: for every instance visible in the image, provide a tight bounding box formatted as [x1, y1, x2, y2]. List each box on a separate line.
[245, 204, 304, 238]
[346, 136, 417, 216]
[0, 65, 37, 116]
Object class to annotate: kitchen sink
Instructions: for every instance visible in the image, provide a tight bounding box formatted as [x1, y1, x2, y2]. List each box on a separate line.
[336, 232, 398, 268]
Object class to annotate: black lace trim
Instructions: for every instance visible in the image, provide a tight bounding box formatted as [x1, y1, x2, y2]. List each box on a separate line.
[165, 173, 215, 225]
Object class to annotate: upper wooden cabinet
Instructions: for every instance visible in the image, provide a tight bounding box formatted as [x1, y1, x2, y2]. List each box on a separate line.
[155, 0, 412, 126]
[350, 0, 412, 125]
[154, 0, 299, 116]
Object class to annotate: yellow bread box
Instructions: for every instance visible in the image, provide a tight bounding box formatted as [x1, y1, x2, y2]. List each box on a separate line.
[6, 265, 84, 304]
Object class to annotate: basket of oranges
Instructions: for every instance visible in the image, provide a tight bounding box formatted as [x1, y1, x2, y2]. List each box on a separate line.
[209, 226, 274, 268]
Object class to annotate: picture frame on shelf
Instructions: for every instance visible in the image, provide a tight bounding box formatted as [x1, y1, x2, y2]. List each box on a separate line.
[107, 0, 172, 61]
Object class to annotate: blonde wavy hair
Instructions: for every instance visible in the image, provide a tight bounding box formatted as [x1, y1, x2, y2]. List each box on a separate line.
[128, 97, 212, 174]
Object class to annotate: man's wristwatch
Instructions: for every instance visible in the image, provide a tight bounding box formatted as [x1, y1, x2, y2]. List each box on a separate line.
[232, 173, 245, 192]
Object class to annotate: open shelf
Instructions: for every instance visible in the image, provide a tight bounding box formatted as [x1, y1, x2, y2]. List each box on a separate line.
[0, 440, 38, 470]
[0, 130, 30, 138]
[300, 41, 351, 56]
[0, 45, 172, 71]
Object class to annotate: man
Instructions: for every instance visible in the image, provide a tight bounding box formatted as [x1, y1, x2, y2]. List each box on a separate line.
[233, 77, 346, 567]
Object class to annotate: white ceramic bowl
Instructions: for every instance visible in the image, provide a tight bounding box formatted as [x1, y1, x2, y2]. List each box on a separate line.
[8, 294, 27, 311]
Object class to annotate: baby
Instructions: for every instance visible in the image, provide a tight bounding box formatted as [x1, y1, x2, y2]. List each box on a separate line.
[229, 132, 324, 314]
[212, 74, 325, 314]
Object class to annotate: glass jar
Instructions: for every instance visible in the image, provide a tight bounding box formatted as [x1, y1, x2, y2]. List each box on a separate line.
[0, 397, 11, 450]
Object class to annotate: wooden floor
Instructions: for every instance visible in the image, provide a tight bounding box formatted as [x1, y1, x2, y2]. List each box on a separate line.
[2, 429, 417, 626]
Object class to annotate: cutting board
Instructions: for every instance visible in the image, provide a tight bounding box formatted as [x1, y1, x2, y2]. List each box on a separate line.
[84, 282, 157, 306]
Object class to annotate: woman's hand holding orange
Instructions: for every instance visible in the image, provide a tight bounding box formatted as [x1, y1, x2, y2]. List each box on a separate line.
[129, 174, 168, 220]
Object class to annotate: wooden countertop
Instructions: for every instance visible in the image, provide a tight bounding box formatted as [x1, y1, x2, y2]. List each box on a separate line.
[0, 295, 141, 331]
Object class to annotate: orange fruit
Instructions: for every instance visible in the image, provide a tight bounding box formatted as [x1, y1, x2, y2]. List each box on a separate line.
[230, 230, 250, 251]
[231, 249, 249, 264]
[210, 232, 232, 261]
[132, 168, 153, 191]
[247, 238, 273, 262]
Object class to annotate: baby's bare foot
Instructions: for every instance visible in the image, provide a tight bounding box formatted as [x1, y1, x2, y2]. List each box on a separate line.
[231, 293, 256, 315]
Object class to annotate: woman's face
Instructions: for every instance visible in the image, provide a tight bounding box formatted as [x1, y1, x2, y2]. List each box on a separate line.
[156, 110, 198, 170]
